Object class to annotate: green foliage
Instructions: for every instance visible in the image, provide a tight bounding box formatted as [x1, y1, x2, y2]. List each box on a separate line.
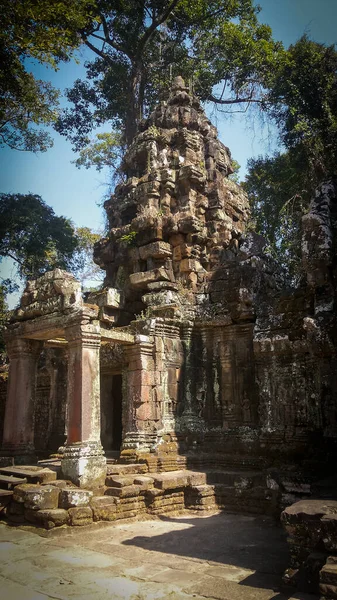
[119, 231, 138, 246]
[244, 37, 337, 283]
[69, 226, 104, 284]
[74, 132, 123, 171]
[244, 151, 308, 283]
[266, 36, 337, 182]
[56, 0, 283, 158]
[0, 0, 96, 151]
[0, 282, 10, 357]
[0, 66, 60, 151]
[0, 193, 79, 280]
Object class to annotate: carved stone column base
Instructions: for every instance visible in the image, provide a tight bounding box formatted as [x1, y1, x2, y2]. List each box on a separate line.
[61, 442, 106, 489]
[121, 432, 158, 453]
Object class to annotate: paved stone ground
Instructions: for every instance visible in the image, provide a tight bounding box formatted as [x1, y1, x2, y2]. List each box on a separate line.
[0, 511, 318, 600]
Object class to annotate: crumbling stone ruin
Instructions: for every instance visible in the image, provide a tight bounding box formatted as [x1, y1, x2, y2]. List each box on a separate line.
[0, 77, 336, 597]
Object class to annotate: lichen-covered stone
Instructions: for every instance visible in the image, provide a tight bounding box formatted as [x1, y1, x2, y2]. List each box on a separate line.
[35, 508, 69, 529]
[90, 496, 118, 521]
[59, 487, 93, 509]
[13, 484, 60, 510]
[49, 479, 76, 489]
[281, 500, 337, 595]
[68, 506, 93, 526]
[105, 475, 134, 488]
[105, 484, 141, 498]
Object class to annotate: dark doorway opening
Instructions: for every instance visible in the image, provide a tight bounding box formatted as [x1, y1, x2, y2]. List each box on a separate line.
[101, 373, 123, 452]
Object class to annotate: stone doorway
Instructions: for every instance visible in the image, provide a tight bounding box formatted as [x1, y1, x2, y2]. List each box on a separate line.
[100, 373, 123, 453]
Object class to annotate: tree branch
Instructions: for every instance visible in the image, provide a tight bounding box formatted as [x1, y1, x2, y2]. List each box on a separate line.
[99, 13, 132, 58]
[138, 0, 181, 53]
[84, 39, 114, 65]
[208, 94, 263, 105]
[1, 251, 24, 267]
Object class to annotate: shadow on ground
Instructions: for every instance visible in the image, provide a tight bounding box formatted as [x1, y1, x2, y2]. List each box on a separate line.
[122, 512, 292, 593]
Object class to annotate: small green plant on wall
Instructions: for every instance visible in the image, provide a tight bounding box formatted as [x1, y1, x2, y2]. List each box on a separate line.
[119, 230, 137, 245]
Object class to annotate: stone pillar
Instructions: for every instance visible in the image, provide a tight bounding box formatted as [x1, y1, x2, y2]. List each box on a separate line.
[180, 323, 204, 432]
[1, 337, 42, 463]
[121, 336, 158, 453]
[61, 322, 106, 488]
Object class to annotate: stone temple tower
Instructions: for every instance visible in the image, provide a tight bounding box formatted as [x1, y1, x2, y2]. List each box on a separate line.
[94, 76, 249, 324]
[90, 76, 337, 469]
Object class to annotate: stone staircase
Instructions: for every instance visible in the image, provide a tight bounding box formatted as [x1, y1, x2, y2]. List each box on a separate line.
[0, 454, 324, 530]
[0, 465, 57, 517]
[105, 464, 272, 517]
[320, 556, 337, 600]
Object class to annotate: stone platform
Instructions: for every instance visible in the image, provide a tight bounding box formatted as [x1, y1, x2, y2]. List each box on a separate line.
[0, 511, 317, 600]
[0, 462, 279, 529]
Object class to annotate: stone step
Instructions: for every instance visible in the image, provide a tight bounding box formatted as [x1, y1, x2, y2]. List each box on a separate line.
[0, 489, 13, 511]
[203, 469, 264, 486]
[0, 466, 57, 484]
[0, 474, 27, 489]
[320, 562, 337, 599]
[105, 468, 266, 493]
[106, 463, 148, 476]
[152, 470, 189, 491]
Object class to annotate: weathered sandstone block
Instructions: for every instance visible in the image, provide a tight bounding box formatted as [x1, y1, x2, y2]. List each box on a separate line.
[59, 487, 93, 509]
[68, 506, 93, 526]
[90, 496, 118, 521]
[13, 484, 60, 510]
[36, 508, 69, 529]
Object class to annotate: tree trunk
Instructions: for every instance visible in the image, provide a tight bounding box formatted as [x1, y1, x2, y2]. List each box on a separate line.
[125, 62, 144, 147]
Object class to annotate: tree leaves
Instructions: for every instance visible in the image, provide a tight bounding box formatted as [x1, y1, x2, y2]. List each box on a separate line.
[244, 37, 337, 284]
[0, 193, 79, 279]
[0, 0, 96, 151]
[57, 0, 283, 153]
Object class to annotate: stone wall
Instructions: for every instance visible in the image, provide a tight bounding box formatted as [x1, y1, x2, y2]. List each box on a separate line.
[93, 77, 337, 477]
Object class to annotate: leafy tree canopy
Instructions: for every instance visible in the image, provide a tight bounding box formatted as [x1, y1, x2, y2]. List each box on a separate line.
[244, 150, 309, 283]
[267, 35, 337, 183]
[69, 226, 104, 285]
[244, 36, 337, 283]
[0, 193, 79, 280]
[55, 0, 283, 158]
[0, 0, 96, 151]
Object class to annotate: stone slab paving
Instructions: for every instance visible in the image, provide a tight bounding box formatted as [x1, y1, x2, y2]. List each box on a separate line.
[0, 511, 318, 600]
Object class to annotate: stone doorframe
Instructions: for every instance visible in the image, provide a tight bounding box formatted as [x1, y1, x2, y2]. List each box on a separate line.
[1, 305, 136, 488]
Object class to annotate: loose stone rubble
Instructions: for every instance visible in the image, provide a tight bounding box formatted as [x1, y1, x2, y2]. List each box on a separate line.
[0, 77, 336, 597]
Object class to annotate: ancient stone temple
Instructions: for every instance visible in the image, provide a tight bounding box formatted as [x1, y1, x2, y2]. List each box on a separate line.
[0, 78, 336, 563]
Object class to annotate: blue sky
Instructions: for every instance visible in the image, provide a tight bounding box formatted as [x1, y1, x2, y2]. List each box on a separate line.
[1, 0, 337, 304]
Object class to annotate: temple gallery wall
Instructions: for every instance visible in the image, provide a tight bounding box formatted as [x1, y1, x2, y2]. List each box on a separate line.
[0, 77, 336, 597]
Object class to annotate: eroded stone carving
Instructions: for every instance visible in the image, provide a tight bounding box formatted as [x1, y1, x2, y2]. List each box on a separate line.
[14, 269, 82, 321]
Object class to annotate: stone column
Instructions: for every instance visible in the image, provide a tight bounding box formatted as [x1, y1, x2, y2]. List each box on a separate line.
[1, 337, 42, 463]
[121, 336, 158, 453]
[61, 322, 106, 488]
[180, 323, 204, 432]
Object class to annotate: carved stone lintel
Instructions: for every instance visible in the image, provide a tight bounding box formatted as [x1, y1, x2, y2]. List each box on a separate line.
[65, 322, 101, 348]
[5, 337, 42, 360]
[61, 441, 106, 489]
